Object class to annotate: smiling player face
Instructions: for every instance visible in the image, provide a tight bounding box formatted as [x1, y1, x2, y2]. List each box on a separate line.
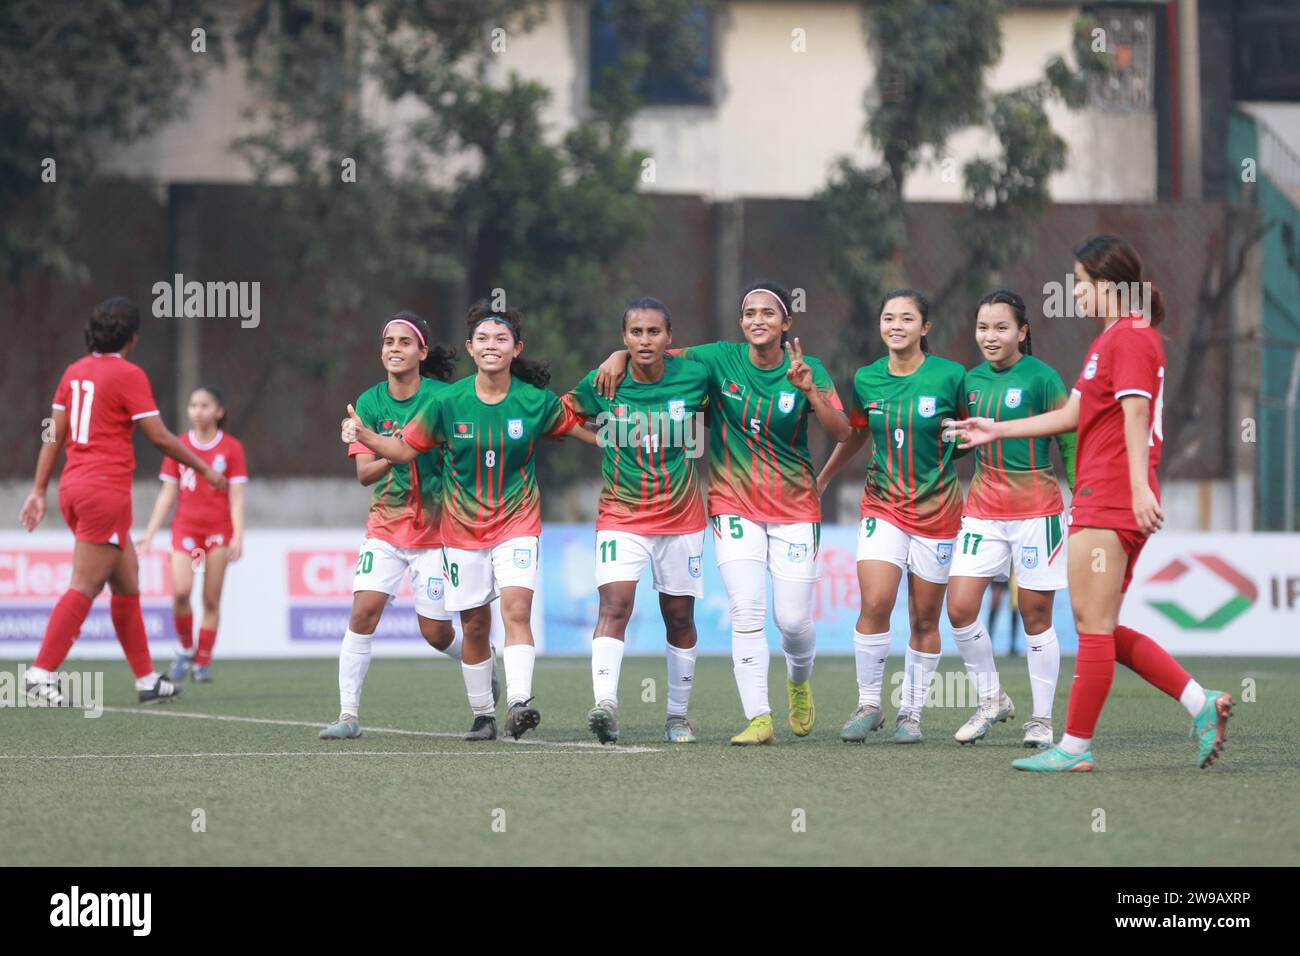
[975, 302, 1025, 367]
[623, 308, 671, 373]
[467, 320, 522, 374]
[879, 295, 929, 354]
[382, 329, 426, 377]
[739, 291, 791, 349]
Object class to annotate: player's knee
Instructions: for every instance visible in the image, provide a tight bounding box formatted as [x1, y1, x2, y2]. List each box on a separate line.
[860, 594, 894, 628]
[419, 618, 453, 649]
[1020, 606, 1053, 634]
[349, 606, 382, 633]
[598, 591, 635, 624]
[772, 605, 812, 639]
[909, 610, 940, 636]
[661, 603, 695, 635]
[946, 599, 980, 630]
[201, 595, 220, 616]
[727, 595, 765, 633]
[171, 594, 191, 613]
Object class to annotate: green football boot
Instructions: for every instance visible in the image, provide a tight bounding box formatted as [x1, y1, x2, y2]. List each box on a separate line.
[1012, 744, 1094, 772]
[1192, 691, 1234, 768]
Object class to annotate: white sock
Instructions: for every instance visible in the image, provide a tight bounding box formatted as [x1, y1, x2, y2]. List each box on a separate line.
[439, 631, 463, 661]
[134, 673, 160, 691]
[666, 643, 697, 717]
[503, 643, 536, 706]
[26, 665, 51, 683]
[1059, 733, 1091, 756]
[591, 636, 623, 705]
[339, 628, 373, 715]
[1025, 626, 1061, 719]
[1179, 678, 1207, 717]
[780, 626, 816, 684]
[852, 631, 891, 707]
[952, 620, 999, 699]
[900, 647, 940, 718]
[731, 632, 771, 719]
[461, 659, 495, 716]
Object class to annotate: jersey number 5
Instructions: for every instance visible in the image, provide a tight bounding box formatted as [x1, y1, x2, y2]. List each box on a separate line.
[68, 380, 95, 444]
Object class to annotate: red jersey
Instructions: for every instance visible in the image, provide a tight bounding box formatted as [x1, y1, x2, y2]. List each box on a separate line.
[52, 353, 160, 492]
[1070, 316, 1165, 530]
[160, 430, 248, 531]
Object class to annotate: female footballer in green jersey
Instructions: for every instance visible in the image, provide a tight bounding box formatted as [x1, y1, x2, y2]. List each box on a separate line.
[320, 312, 487, 741]
[946, 290, 1076, 749]
[347, 303, 594, 741]
[563, 297, 711, 745]
[598, 282, 851, 746]
[819, 289, 967, 744]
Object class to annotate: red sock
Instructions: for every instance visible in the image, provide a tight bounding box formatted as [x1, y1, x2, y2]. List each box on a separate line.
[195, 627, 218, 667]
[1064, 632, 1116, 740]
[110, 593, 154, 679]
[1114, 625, 1192, 700]
[33, 590, 94, 672]
[174, 611, 194, 651]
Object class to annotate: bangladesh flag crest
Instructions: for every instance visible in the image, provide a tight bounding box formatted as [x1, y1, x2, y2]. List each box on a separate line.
[453, 421, 475, 438]
[722, 379, 747, 400]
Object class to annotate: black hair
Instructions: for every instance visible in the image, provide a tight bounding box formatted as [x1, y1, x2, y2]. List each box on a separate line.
[976, 288, 1032, 355]
[193, 384, 228, 429]
[622, 296, 672, 331]
[1073, 234, 1165, 326]
[385, 310, 456, 381]
[464, 300, 550, 389]
[85, 297, 141, 353]
[878, 287, 931, 353]
[740, 281, 794, 347]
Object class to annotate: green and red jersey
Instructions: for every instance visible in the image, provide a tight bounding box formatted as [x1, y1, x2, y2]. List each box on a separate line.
[848, 354, 966, 538]
[564, 356, 710, 535]
[347, 378, 447, 549]
[963, 355, 1077, 520]
[401, 374, 575, 549]
[678, 340, 841, 524]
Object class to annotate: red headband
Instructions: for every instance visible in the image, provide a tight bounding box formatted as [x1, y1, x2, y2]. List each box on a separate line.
[383, 318, 426, 348]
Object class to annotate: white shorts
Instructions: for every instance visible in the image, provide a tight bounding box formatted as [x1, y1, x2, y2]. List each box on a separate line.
[855, 516, 956, 585]
[948, 514, 1068, 591]
[711, 515, 819, 582]
[594, 529, 705, 597]
[352, 538, 450, 621]
[442, 536, 540, 612]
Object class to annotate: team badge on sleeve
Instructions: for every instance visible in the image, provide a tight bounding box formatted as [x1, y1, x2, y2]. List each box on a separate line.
[1004, 388, 1022, 409]
[1021, 546, 1039, 570]
[213, 453, 227, 473]
[788, 543, 808, 562]
[507, 418, 524, 440]
[668, 399, 686, 421]
[688, 556, 702, 578]
[918, 396, 937, 418]
[936, 542, 953, 565]
[513, 548, 532, 568]
[778, 390, 796, 414]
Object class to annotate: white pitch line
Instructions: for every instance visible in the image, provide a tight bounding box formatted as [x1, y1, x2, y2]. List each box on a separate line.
[0, 751, 611, 760]
[97, 706, 662, 754]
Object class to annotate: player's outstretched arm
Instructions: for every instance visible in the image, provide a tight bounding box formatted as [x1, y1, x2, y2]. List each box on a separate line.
[135, 480, 179, 553]
[20, 407, 68, 531]
[816, 426, 869, 495]
[947, 392, 1080, 448]
[344, 404, 419, 464]
[138, 415, 227, 491]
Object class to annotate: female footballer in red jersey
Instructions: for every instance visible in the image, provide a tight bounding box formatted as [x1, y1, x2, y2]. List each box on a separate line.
[949, 235, 1234, 771]
[347, 303, 594, 741]
[819, 289, 967, 745]
[19, 298, 227, 704]
[597, 282, 850, 746]
[137, 386, 247, 683]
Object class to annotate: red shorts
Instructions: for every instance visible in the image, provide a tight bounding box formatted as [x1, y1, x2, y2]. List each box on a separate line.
[1068, 523, 1148, 592]
[58, 483, 132, 547]
[171, 525, 232, 554]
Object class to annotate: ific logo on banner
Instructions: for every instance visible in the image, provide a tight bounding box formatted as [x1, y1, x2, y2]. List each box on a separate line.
[1144, 554, 1258, 629]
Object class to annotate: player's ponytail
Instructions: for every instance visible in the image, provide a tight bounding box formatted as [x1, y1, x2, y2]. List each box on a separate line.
[1073, 234, 1165, 327]
[977, 288, 1031, 355]
[879, 287, 931, 353]
[741, 281, 794, 347]
[85, 297, 141, 353]
[464, 300, 551, 389]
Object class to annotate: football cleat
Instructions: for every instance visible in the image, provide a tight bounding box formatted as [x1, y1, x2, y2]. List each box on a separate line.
[1022, 717, 1053, 749]
[787, 678, 816, 737]
[137, 675, 183, 705]
[664, 715, 696, 743]
[893, 711, 923, 744]
[587, 700, 619, 745]
[954, 691, 1016, 745]
[1192, 690, 1234, 769]
[166, 653, 193, 683]
[191, 664, 212, 683]
[319, 714, 361, 740]
[1012, 744, 1093, 772]
[840, 703, 886, 742]
[730, 714, 774, 746]
[464, 715, 497, 741]
[505, 698, 541, 740]
[24, 675, 72, 707]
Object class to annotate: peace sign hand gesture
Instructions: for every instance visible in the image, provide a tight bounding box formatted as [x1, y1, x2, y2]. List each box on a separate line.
[785, 337, 814, 394]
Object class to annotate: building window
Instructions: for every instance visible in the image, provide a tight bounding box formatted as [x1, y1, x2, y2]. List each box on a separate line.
[589, 0, 714, 107]
[1234, 1, 1300, 101]
[1084, 5, 1156, 112]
